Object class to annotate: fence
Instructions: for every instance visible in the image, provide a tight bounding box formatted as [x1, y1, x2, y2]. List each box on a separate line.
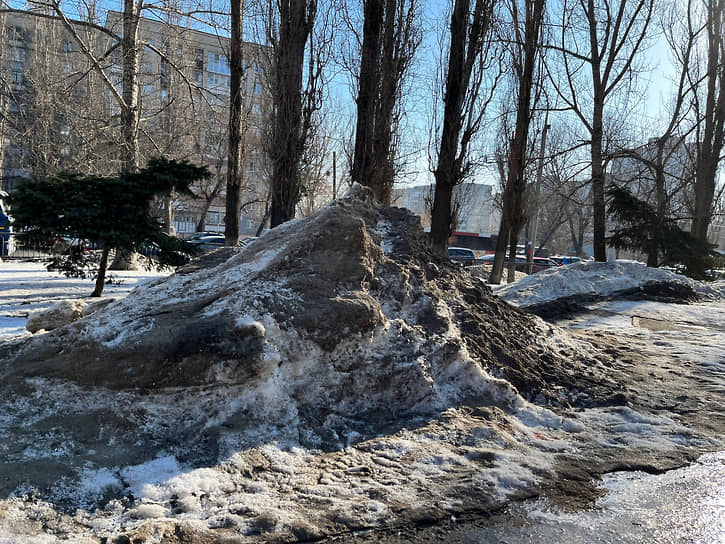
[0, 234, 50, 260]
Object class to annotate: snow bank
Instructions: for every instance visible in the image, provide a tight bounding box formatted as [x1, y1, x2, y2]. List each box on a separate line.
[494, 260, 724, 307]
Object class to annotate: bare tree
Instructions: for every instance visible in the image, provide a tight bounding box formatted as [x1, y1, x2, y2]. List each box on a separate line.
[267, 0, 320, 227]
[224, 0, 247, 244]
[688, 0, 725, 277]
[549, 0, 654, 262]
[429, 0, 498, 255]
[351, 0, 420, 205]
[488, 0, 546, 284]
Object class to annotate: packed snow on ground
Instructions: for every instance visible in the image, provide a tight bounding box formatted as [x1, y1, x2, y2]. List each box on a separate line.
[0, 260, 168, 340]
[494, 259, 725, 307]
[0, 192, 723, 543]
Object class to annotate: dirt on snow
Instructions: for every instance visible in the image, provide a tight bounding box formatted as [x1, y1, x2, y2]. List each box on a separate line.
[0, 185, 722, 543]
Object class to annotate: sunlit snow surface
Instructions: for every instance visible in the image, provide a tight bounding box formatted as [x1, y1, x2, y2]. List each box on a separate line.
[493, 259, 725, 307]
[0, 260, 168, 341]
[462, 451, 725, 544]
[0, 259, 723, 541]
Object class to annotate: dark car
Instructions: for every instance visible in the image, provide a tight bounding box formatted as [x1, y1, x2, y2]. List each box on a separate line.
[475, 254, 560, 274]
[515, 256, 561, 273]
[188, 234, 227, 253]
[448, 246, 476, 266]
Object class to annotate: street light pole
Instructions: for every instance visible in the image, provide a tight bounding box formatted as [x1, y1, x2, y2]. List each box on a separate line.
[527, 117, 550, 275]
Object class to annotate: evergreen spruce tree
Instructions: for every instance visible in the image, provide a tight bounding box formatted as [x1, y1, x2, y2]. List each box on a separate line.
[607, 184, 714, 277]
[9, 158, 210, 296]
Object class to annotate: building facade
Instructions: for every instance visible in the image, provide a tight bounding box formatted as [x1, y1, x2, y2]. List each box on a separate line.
[394, 182, 500, 237]
[0, 7, 271, 236]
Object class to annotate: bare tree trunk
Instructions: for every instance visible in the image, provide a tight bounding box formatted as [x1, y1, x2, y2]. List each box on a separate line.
[110, 0, 143, 271]
[431, 0, 494, 255]
[163, 195, 173, 235]
[120, 0, 141, 173]
[351, 0, 384, 191]
[352, 0, 419, 204]
[489, 0, 545, 284]
[91, 246, 111, 297]
[589, 13, 607, 262]
[553, 0, 654, 264]
[225, 0, 246, 245]
[269, 0, 315, 227]
[370, 0, 397, 205]
[688, 0, 724, 277]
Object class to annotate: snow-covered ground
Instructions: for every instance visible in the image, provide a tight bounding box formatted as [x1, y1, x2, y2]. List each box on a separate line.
[1, 258, 723, 542]
[0, 260, 168, 340]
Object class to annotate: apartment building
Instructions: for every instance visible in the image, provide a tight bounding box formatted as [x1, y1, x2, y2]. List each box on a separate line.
[394, 182, 500, 237]
[0, 7, 271, 236]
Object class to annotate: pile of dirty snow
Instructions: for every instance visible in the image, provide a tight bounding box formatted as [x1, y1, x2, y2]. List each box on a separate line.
[494, 260, 725, 308]
[2, 186, 693, 543]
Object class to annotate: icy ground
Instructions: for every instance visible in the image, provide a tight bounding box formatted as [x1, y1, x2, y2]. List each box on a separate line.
[1, 244, 723, 543]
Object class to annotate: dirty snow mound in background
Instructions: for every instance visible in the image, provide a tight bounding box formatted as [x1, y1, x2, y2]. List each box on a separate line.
[494, 260, 724, 308]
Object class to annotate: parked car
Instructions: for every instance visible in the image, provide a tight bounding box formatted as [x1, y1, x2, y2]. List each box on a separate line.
[474, 254, 560, 274]
[188, 234, 227, 253]
[522, 257, 561, 273]
[187, 231, 218, 241]
[52, 236, 89, 256]
[551, 255, 586, 266]
[240, 237, 258, 248]
[448, 246, 476, 266]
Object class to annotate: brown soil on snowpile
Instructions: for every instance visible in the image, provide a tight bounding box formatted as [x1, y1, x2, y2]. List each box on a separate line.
[3, 185, 605, 409]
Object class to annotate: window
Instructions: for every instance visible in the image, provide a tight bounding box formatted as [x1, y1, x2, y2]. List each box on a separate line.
[8, 26, 25, 44]
[194, 48, 204, 70]
[11, 62, 23, 84]
[247, 161, 255, 173]
[254, 82, 262, 95]
[193, 70, 203, 85]
[207, 212, 224, 225]
[253, 62, 263, 75]
[62, 40, 74, 53]
[161, 89, 169, 102]
[207, 52, 230, 74]
[251, 103, 262, 115]
[10, 48, 26, 63]
[63, 61, 73, 73]
[208, 74, 230, 93]
[160, 62, 169, 88]
[143, 83, 154, 95]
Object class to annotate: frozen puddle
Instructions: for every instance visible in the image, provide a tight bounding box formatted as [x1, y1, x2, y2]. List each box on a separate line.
[462, 451, 725, 544]
[630, 316, 700, 332]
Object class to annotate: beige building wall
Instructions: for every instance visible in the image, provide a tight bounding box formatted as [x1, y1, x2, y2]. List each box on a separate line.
[394, 183, 500, 237]
[0, 9, 271, 235]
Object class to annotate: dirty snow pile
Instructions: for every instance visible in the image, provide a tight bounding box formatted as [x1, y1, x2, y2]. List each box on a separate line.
[494, 259, 725, 308]
[0, 186, 713, 543]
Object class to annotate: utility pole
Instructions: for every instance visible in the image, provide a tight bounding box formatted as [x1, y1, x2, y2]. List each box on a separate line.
[527, 117, 550, 275]
[332, 151, 337, 200]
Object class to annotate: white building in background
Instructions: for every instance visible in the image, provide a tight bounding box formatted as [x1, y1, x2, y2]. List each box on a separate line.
[394, 183, 500, 237]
